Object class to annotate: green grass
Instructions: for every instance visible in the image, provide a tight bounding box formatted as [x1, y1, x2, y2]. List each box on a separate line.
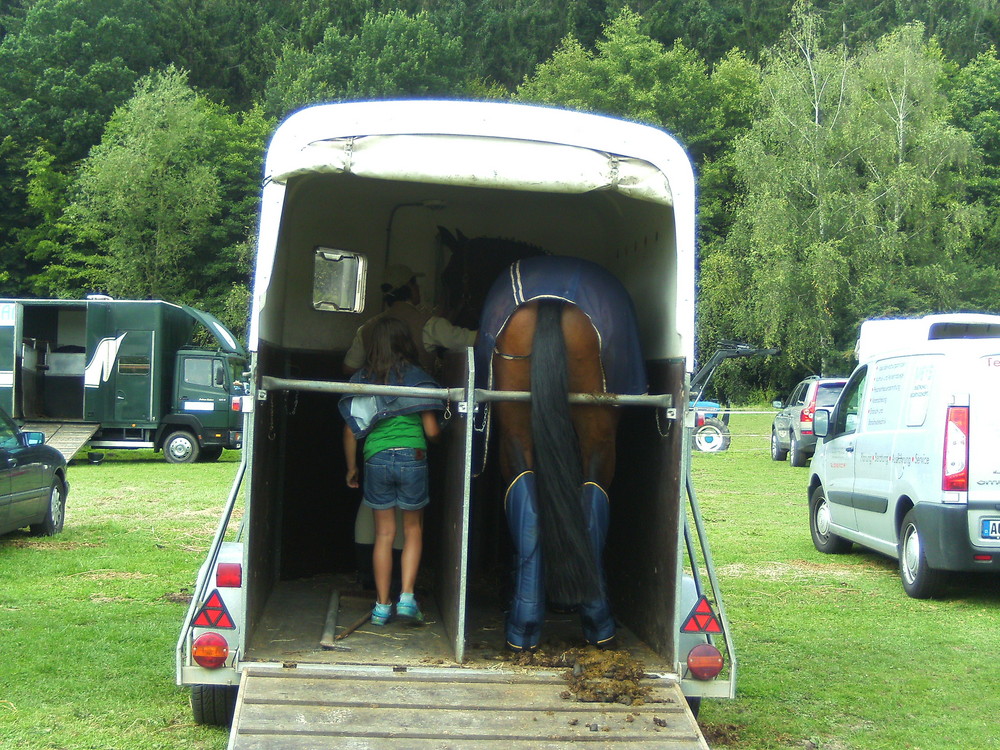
[0, 450, 237, 750]
[696, 411, 1000, 749]
[1, 422, 997, 749]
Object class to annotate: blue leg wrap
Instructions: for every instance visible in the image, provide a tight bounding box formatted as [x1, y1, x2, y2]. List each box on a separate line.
[579, 482, 615, 647]
[504, 471, 544, 650]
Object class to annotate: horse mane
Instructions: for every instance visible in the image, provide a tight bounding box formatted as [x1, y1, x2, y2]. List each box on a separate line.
[530, 299, 602, 604]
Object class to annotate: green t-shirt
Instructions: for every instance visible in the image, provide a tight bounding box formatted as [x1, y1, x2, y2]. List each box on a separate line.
[363, 412, 426, 461]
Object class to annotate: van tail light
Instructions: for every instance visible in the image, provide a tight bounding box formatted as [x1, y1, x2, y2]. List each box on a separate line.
[943, 405, 969, 491]
[191, 632, 229, 669]
[686, 643, 724, 680]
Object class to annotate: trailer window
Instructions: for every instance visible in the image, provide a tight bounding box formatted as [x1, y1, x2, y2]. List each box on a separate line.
[118, 356, 150, 375]
[313, 247, 367, 312]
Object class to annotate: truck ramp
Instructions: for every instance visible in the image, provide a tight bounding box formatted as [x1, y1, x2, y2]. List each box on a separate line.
[229, 666, 709, 750]
[22, 422, 99, 461]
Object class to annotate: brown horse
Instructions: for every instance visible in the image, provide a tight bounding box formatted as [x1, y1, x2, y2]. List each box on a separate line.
[438, 226, 546, 329]
[474, 256, 647, 650]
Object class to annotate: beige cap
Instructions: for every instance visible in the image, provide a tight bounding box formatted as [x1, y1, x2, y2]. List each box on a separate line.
[383, 263, 423, 292]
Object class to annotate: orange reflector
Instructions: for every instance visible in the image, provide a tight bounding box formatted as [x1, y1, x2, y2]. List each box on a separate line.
[686, 643, 724, 680]
[192, 590, 236, 629]
[216, 562, 242, 588]
[192, 632, 229, 669]
[681, 595, 723, 634]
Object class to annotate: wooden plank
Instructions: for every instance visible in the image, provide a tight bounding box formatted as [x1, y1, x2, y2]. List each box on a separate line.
[22, 421, 99, 460]
[228, 668, 708, 750]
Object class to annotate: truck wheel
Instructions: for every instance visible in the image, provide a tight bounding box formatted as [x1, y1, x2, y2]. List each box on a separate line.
[29, 477, 66, 536]
[199, 446, 224, 462]
[770, 429, 788, 461]
[789, 437, 808, 467]
[809, 486, 851, 554]
[899, 509, 947, 599]
[693, 417, 731, 452]
[164, 431, 200, 464]
[191, 684, 237, 727]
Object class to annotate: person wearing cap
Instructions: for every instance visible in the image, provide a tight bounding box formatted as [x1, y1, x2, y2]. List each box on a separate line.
[343, 263, 476, 375]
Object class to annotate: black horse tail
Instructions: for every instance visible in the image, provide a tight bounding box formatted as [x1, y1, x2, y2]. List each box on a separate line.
[530, 299, 602, 604]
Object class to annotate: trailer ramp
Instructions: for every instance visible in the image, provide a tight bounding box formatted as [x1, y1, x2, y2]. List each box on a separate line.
[22, 421, 99, 461]
[228, 666, 708, 750]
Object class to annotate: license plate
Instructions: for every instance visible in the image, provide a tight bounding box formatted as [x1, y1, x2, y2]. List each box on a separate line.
[981, 519, 1000, 540]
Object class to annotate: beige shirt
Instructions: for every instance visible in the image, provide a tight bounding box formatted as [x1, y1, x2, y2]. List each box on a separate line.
[343, 303, 477, 371]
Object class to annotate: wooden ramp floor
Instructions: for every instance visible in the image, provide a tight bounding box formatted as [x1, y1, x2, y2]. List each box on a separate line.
[228, 667, 709, 750]
[22, 421, 99, 461]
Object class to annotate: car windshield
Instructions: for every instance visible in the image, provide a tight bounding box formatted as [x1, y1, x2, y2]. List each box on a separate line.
[816, 383, 846, 407]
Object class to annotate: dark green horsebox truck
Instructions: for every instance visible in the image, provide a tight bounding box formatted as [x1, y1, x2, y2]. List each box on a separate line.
[0, 297, 248, 463]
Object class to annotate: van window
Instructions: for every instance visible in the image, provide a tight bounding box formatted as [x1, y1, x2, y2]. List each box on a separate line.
[833, 367, 868, 436]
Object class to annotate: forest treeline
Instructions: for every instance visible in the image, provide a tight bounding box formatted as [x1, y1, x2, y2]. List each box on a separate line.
[2, 0, 999, 398]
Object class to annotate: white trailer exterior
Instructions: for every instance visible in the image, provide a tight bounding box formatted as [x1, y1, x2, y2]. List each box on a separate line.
[178, 100, 734, 748]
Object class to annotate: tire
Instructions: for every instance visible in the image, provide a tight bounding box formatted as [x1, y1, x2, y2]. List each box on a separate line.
[770, 428, 788, 461]
[164, 430, 200, 464]
[199, 446, 224, 462]
[809, 485, 851, 554]
[693, 417, 731, 452]
[899, 509, 947, 599]
[789, 437, 809, 467]
[191, 684, 238, 727]
[29, 476, 66, 536]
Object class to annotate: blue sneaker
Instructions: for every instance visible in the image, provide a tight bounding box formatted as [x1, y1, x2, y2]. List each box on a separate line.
[371, 602, 392, 626]
[396, 594, 424, 623]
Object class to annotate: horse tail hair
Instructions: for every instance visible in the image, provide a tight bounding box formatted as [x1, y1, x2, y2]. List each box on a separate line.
[530, 299, 602, 604]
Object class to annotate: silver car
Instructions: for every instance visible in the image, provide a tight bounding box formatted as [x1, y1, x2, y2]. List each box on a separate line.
[771, 376, 847, 467]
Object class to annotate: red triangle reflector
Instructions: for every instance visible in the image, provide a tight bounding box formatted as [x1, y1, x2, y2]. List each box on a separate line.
[192, 590, 236, 629]
[681, 595, 723, 634]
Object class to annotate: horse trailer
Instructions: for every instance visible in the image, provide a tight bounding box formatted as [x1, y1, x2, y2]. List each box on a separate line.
[177, 100, 735, 748]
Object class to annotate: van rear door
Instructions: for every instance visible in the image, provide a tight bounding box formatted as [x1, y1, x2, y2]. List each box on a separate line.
[967, 351, 1000, 548]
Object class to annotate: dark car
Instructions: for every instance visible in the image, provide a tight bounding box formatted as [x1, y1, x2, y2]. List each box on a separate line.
[0, 407, 68, 537]
[771, 376, 847, 467]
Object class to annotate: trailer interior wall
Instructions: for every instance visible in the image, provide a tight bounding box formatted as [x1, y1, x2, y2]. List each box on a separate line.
[248, 146, 689, 663]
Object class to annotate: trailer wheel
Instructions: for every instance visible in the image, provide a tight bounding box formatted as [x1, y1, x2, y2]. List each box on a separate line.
[191, 684, 237, 727]
[770, 429, 788, 461]
[199, 446, 224, 462]
[29, 477, 66, 536]
[809, 486, 851, 554]
[693, 417, 731, 452]
[899, 509, 947, 599]
[164, 430, 200, 463]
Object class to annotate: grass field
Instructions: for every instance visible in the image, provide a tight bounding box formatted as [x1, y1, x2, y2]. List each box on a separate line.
[1, 417, 997, 749]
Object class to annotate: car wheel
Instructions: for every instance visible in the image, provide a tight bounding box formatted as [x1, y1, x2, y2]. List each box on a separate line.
[164, 430, 200, 464]
[770, 429, 788, 461]
[809, 485, 851, 554]
[789, 437, 809, 467]
[694, 417, 731, 452]
[899, 509, 946, 599]
[191, 684, 238, 726]
[29, 476, 66, 537]
[199, 446, 224, 462]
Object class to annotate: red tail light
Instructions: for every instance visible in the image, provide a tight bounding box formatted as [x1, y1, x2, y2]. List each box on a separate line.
[799, 404, 815, 434]
[191, 632, 229, 669]
[943, 406, 969, 491]
[216, 562, 242, 588]
[686, 643, 724, 680]
[231, 397, 241, 412]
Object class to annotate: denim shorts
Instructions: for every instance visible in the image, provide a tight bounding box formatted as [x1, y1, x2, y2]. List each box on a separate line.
[362, 448, 429, 511]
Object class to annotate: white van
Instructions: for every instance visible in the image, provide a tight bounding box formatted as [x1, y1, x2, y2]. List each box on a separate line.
[808, 313, 1000, 598]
